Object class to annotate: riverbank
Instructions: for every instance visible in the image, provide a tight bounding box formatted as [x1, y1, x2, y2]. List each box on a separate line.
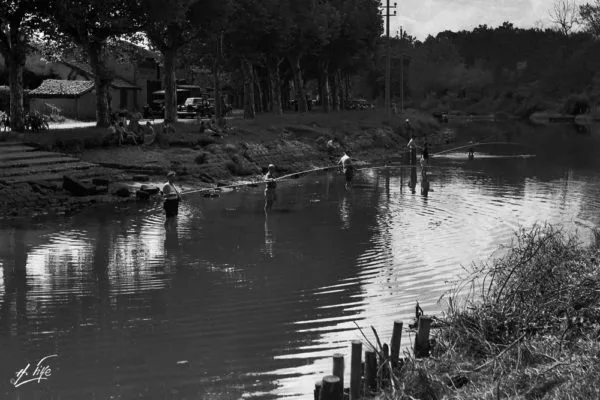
[1, 109, 447, 223]
[379, 224, 600, 400]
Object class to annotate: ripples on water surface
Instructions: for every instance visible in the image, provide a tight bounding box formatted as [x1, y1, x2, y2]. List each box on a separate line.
[1, 123, 600, 399]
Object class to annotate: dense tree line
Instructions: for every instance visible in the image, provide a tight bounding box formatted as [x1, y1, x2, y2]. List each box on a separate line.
[3, 0, 600, 131]
[364, 2, 600, 117]
[0, 0, 382, 131]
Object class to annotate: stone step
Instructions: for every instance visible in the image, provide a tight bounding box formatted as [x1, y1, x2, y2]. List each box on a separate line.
[0, 141, 29, 147]
[0, 162, 96, 178]
[4, 168, 123, 184]
[0, 145, 37, 153]
[0, 150, 69, 162]
[0, 156, 80, 169]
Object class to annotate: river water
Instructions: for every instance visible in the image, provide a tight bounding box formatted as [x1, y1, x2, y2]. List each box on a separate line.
[1, 122, 599, 399]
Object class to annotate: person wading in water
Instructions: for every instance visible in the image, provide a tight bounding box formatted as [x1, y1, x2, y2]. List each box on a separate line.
[421, 141, 429, 166]
[338, 150, 354, 191]
[162, 171, 181, 226]
[264, 164, 277, 213]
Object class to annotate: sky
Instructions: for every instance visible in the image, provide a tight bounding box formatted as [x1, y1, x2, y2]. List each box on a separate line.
[386, 0, 590, 40]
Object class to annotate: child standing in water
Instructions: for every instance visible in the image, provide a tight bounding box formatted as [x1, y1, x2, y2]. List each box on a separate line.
[264, 164, 277, 213]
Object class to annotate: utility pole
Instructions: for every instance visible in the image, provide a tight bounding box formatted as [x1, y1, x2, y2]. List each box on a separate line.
[380, 1, 396, 116]
[400, 26, 404, 114]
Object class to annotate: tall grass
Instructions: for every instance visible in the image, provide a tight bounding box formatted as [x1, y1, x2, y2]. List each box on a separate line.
[386, 224, 600, 399]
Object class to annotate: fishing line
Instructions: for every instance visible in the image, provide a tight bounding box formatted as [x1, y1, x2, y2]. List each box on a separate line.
[178, 141, 535, 196]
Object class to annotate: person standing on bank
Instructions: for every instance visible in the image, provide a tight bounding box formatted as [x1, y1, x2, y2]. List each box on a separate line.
[163, 171, 181, 222]
[339, 150, 354, 191]
[264, 164, 277, 213]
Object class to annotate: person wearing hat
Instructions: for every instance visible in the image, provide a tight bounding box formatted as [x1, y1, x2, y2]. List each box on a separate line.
[264, 164, 277, 213]
[162, 171, 181, 219]
[338, 150, 354, 191]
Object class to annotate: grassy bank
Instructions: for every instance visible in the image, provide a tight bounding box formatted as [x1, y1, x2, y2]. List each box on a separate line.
[383, 224, 600, 399]
[13, 109, 443, 184]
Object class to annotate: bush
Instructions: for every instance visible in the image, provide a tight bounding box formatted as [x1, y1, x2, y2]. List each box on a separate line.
[194, 152, 207, 164]
[515, 96, 545, 118]
[563, 94, 590, 115]
[441, 224, 600, 353]
[223, 143, 238, 154]
[197, 136, 217, 147]
[24, 110, 50, 132]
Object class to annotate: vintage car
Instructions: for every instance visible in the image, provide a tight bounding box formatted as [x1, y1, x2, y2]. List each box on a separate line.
[177, 97, 215, 118]
[143, 99, 165, 119]
[345, 98, 374, 110]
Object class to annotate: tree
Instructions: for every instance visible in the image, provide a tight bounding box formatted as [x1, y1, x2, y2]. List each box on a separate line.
[47, 0, 139, 127]
[549, 0, 579, 35]
[0, 0, 44, 132]
[137, 0, 227, 123]
[579, 0, 600, 37]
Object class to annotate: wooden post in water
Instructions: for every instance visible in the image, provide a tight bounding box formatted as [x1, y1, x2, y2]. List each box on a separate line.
[390, 320, 403, 369]
[414, 316, 433, 358]
[364, 350, 378, 394]
[332, 353, 345, 390]
[315, 381, 323, 400]
[320, 375, 343, 400]
[350, 341, 362, 400]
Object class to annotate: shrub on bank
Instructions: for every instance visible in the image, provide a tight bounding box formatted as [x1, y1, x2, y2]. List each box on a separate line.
[563, 94, 590, 115]
[385, 224, 600, 399]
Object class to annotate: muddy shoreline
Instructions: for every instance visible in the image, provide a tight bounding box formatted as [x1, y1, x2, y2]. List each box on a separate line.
[1, 112, 453, 224]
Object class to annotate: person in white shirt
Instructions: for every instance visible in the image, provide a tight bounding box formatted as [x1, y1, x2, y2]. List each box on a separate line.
[264, 164, 277, 213]
[338, 151, 354, 190]
[162, 171, 181, 220]
[407, 135, 416, 150]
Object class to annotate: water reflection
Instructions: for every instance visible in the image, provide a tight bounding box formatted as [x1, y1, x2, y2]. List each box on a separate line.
[1, 122, 600, 399]
[263, 216, 275, 258]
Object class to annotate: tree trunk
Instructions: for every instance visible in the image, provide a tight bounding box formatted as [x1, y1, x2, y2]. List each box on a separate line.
[320, 61, 330, 113]
[213, 66, 223, 126]
[267, 60, 283, 115]
[338, 70, 345, 111]
[163, 48, 178, 123]
[288, 54, 308, 113]
[262, 79, 269, 112]
[282, 79, 290, 111]
[214, 34, 224, 127]
[8, 57, 25, 132]
[242, 59, 256, 119]
[255, 67, 263, 113]
[88, 45, 112, 127]
[88, 47, 111, 127]
[330, 73, 339, 111]
[266, 69, 273, 112]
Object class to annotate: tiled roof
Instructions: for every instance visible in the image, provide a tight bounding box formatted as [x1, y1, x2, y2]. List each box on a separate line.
[60, 60, 140, 90]
[111, 77, 139, 90]
[29, 79, 94, 98]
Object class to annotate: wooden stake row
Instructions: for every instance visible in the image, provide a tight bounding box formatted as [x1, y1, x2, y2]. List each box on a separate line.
[314, 316, 433, 400]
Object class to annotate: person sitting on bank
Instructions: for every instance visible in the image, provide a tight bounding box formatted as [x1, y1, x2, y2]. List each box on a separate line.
[264, 164, 277, 213]
[162, 171, 181, 219]
[143, 121, 156, 146]
[338, 150, 354, 191]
